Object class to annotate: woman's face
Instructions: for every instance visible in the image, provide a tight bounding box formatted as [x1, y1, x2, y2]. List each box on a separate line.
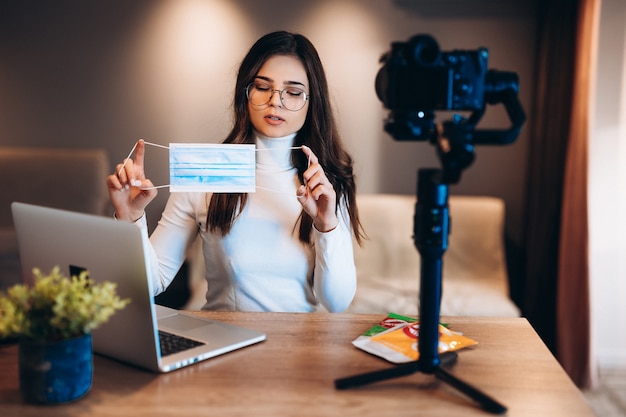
[247, 55, 310, 138]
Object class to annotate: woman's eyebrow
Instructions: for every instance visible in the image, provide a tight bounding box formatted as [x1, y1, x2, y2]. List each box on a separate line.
[255, 75, 306, 88]
[285, 80, 307, 87]
[255, 75, 273, 83]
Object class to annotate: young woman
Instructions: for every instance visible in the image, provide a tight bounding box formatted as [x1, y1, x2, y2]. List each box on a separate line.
[107, 31, 364, 312]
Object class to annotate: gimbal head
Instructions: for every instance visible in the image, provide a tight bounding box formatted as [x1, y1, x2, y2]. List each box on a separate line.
[375, 34, 526, 183]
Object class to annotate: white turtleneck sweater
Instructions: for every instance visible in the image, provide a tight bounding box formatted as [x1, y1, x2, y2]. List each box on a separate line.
[140, 133, 357, 312]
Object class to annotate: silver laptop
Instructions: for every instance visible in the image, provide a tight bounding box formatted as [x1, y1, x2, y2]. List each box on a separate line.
[11, 202, 266, 373]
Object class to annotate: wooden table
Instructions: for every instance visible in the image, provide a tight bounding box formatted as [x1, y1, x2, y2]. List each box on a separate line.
[0, 312, 594, 416]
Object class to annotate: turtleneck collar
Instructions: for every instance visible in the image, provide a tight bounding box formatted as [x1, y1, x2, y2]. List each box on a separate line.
[255, 131, 298, 170]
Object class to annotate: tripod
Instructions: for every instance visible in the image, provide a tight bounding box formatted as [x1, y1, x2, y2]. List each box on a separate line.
[334, 118, 512, 414]
[335, 168, 506, 414]
[338, 35, 527, 412]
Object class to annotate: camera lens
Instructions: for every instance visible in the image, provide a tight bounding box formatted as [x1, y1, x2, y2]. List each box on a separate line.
[408, 35, 440, 67]
[375, 67, 388, 104]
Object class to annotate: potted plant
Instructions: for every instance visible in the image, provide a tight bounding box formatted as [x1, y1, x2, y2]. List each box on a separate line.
[0, 266, 129, 404]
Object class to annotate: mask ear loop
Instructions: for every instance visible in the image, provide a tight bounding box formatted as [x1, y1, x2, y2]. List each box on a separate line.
[117, 141, 171, 190]
[118, 141, 307, 193]
[252, 146, 310, 194]
[117, 141, 139, 177]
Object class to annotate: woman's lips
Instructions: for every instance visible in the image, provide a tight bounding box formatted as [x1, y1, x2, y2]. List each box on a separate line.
[265, 114, 285, 125]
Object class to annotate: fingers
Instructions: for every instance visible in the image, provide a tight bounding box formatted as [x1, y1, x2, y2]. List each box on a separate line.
[114, 159, 142, 190]
[301, 145, 318, 166]
[296, 184, 308, 201]
[300, 146, 331, 201]
[134, 139, 146, 178]
[107, 172, 123, 192]
[297, 146, 339, 232]
[112, 140, 147, 191]
[107, 140, 158, 222]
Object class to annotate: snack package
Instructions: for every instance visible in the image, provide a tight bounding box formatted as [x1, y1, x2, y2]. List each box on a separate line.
[352, 313, 477, 363]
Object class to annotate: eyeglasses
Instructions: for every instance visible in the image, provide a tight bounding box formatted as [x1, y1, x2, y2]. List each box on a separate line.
[246, 81, 309, 112]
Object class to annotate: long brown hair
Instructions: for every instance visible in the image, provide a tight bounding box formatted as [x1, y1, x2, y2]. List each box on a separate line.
[207, 31, 364, 245]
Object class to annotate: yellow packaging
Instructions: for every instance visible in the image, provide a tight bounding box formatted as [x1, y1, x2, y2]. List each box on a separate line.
[352, 313, 477, 363]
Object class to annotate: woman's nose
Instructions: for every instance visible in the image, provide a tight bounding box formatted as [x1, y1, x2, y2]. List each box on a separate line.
[268, 90, 283, 107]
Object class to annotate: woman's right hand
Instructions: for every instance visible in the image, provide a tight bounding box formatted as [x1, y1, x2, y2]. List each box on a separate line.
[106, 139, 158, 222]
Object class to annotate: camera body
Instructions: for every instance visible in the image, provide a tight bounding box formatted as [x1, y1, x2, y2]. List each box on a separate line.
[376, 34, 488, 113]
[375, 35, 492, 141]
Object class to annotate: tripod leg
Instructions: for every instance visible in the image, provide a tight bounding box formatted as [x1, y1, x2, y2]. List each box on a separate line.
[335, 361, 421, 390]
[439, 351, 459, 368]
[434, 366, 507, 414]
[335, 351, 459, 390]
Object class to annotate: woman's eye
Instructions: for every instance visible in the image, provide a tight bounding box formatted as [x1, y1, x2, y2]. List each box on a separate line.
[254, 84, 272, 92]
[286, 88, 304, 97]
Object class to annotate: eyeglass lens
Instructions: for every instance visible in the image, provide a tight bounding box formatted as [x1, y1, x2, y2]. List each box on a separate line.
[247, 82, 308, 111]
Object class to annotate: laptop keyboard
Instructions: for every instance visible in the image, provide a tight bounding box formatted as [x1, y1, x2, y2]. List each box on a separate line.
[158, 330, 206, 356]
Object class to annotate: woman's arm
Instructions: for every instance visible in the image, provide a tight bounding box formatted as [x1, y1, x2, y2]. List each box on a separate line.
[144, 192, 201, 295]
[312, 200, 357, 312]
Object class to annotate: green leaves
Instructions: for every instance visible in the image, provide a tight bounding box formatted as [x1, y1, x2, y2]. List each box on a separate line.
[0, 267, 129, 341]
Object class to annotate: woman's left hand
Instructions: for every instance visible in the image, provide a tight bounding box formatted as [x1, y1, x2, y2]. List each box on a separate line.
[296, 146, 338, 232]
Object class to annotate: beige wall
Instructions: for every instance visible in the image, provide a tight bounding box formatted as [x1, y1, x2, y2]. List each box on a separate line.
[0, 0, 536, 247]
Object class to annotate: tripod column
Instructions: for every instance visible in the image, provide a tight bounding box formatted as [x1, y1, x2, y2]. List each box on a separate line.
[414, 168, 449, 373]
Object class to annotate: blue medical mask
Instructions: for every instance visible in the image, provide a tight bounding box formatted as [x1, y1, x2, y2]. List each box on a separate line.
[119, 141, 306, 194]
[169, 143, 256, 193]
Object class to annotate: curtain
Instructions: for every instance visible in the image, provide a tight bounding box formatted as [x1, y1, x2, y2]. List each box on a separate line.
[522, 0, 599, 389]
[556, 0, 600, 389]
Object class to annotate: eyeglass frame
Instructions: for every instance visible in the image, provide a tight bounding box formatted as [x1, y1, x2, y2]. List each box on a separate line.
[245, 81, 310, 112]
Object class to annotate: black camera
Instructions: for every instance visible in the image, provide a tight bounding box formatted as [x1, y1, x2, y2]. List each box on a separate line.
[376, 34, 524, 144]
[376, 34, 488, 113]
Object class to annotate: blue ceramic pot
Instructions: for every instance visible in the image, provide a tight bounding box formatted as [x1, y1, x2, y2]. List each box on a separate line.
[18, 333, 93, 404]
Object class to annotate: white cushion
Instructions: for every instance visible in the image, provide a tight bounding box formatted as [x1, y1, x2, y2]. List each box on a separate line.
[348, 194, 520, 317]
